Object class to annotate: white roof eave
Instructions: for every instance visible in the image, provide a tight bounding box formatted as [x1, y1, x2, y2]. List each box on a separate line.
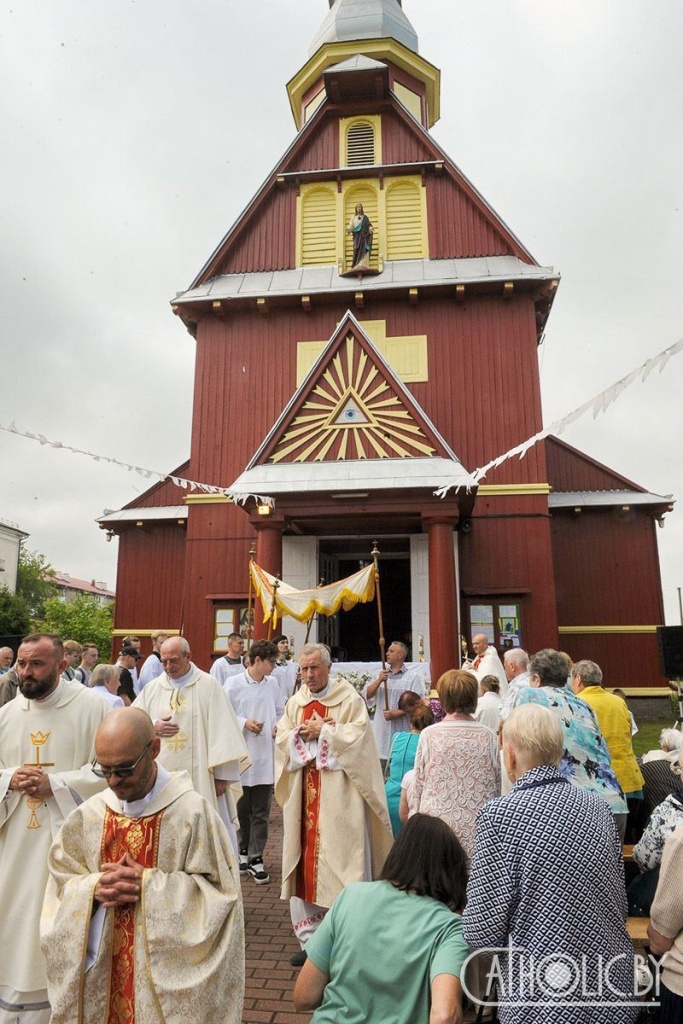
[228, 457, 475, 498]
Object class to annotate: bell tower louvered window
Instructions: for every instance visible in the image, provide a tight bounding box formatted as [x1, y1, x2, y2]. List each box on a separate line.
[346, 121, 375, 165]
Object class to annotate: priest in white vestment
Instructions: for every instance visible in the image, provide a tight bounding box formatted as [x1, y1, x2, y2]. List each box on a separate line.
[466, 633, 508, 695]
[41, 708, 244, 1024]
[0, 633, 109, 1024]
[133, 635, 250, 852]
[275, 643, 393, 959]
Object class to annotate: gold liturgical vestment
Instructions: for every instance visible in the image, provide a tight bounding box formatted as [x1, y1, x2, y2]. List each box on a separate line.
[41, 770, 244, 1024]
[0, 681, 109, 1009]
[275, 677, 392, 909]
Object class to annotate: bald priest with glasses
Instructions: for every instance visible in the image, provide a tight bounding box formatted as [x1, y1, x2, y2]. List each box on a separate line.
[41, 708, 245, 1024]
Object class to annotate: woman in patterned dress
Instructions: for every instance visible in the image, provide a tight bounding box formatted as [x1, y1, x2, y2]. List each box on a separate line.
[411, 669, 500, 857]
[464, 703, 637, 1024]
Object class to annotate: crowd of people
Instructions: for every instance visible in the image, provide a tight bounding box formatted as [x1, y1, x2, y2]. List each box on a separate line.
[1, 631, 682, 1023]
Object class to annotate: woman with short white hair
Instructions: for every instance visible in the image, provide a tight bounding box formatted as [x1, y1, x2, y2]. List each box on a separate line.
[90, 664, 125, 708]
[463, 704, 637, 1023]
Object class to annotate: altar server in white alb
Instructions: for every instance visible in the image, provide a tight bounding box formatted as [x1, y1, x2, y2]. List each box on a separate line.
[0, 633, 109, 1024]
[223, 639, 285, 884]
[133, 635, 250, 852]
[271, 634, 300, 703]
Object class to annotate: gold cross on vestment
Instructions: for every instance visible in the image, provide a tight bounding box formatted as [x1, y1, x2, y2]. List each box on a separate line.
[26, 731, 55, 768]
[164, 732, 188, 753]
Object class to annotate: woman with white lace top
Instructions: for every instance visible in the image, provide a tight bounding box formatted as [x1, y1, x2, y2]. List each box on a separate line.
[411, 669, 500, 857]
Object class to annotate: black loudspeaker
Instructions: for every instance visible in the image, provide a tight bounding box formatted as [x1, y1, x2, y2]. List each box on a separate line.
[657, 626, 683, 678]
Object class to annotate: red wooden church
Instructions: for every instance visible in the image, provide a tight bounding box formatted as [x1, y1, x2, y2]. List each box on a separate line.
[100, 0, 672, 690]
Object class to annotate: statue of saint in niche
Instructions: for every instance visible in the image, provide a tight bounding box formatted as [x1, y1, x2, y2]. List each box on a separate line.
[346, 203, 374, 271]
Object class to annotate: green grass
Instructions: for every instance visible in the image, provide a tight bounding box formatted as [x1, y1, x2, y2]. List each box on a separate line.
[632, 721, 668, 758]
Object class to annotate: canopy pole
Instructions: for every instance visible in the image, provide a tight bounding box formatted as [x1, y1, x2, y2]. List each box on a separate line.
[267, 577, 280, 640]
[304, 576, 325, 645]
[371, 541, 388, 707]
[246, 545, 256, 643]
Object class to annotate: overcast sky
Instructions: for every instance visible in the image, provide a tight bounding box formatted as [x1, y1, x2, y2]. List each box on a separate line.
[2, 0, 682, 621]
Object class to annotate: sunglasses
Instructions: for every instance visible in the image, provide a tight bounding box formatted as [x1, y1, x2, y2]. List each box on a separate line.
[91, 741, 152, 779]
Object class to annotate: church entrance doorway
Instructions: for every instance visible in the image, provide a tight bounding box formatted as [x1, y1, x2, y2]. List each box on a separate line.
[317, 537, 412, 661]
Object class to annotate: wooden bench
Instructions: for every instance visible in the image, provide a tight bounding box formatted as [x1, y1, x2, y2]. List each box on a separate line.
[627, 916, 651, 948]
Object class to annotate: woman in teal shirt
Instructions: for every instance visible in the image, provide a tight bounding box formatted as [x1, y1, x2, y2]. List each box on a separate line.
[385, 701, 434, 834]
[293, 814, 469, 1024]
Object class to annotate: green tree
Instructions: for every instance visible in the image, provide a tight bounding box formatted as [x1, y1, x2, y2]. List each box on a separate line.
[16, 546, 58, 619]
[41, 595, 113, 656]
[0, 587, 31, 637]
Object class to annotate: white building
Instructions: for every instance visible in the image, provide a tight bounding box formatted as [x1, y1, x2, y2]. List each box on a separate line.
[0, 520, 29, 594]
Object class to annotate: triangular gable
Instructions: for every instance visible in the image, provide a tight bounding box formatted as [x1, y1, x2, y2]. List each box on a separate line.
[189, 91, 536, 287]
[122, 460, 191, 510]
[250, 311, 461, 467]
[545, 437, 647, 493]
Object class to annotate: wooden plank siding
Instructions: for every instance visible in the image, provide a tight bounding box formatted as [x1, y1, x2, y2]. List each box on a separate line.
[217, 190, 296, 275]
[554, 632, 666, 689]
[551, 512, 665, 626]
[284, 118, 339, 172]
[459, 503, 559, 653]
[381, 111, 434, 164]
[114, 524, 186, 630]
[188, 296, 545, 485]
[546, 436, 646, 492]
[181, 504, 254, 660]
[427, 176, 516, 259]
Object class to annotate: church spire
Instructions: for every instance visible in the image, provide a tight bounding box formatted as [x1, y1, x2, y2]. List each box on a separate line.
[310, 0, 419, 58]
[287, 0, 439, 130]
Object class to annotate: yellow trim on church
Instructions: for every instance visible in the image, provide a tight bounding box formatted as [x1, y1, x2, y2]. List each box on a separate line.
[286, 39, 441, 130]
[112, 629, 180, 638]
[558, 625, 660, 635]
[297, 319, 428, 385]
[477, 484, 552, 496]
[183, 494, 233, 505]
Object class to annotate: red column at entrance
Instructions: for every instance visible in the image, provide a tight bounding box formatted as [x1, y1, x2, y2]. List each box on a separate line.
[423, 514, 459, 685]
[251, 514, 285, 640]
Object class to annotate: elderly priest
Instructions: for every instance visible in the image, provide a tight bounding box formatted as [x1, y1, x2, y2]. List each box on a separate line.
[41, 708, 245, 1024]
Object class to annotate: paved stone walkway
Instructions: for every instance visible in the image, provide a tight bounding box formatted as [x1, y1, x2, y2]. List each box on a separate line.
[241, 803, 311, 1024]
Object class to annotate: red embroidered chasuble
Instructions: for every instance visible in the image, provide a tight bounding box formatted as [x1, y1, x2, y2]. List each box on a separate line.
[296, 700, 326, 903]
[101, 806, 165, 1024]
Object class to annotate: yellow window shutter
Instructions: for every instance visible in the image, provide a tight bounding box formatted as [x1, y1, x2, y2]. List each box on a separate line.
[386, 181, 425, 260]
[301, 187, 337, 266]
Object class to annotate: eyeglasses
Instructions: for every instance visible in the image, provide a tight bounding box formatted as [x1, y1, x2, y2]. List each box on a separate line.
[91, 741, 152, 779]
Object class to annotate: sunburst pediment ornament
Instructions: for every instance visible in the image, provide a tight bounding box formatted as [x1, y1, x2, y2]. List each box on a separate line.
[259, 314, 455, 466]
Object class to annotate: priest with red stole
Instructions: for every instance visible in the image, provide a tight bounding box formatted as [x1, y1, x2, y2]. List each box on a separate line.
[275, 643, 393, 964]
[41, 708, 244, 1024]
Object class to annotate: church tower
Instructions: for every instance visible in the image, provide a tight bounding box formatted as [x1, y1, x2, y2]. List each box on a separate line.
[102, 0, 669, 690]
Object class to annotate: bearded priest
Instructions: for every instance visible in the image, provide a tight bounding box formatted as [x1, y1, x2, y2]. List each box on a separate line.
[41, 707, 245, 1024]
[0, 633, 110, 1024]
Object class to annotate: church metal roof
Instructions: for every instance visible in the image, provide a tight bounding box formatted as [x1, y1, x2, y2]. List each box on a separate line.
[175, 256, 558, 306]
[549, 490, 673, 509]
[309, 0, 418, 57]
